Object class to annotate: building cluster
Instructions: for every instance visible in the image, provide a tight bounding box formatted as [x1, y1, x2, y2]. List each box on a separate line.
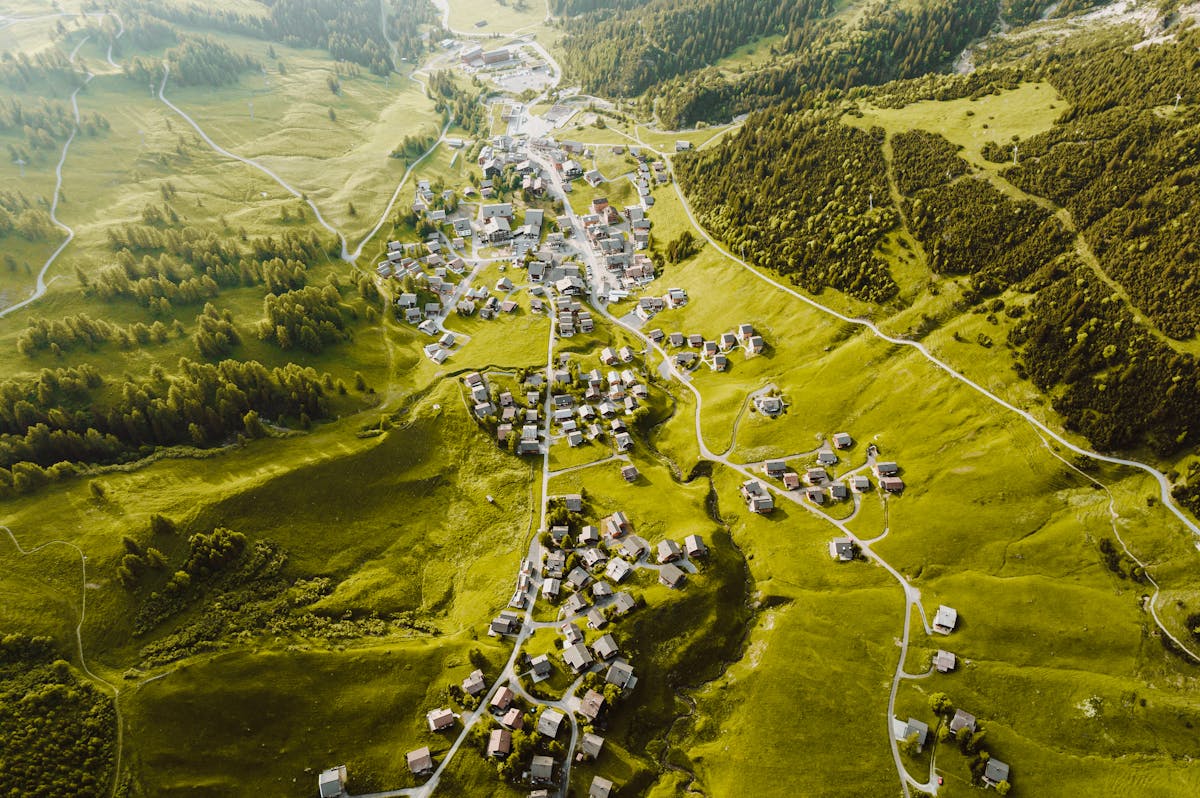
[646, 322, 763, 372]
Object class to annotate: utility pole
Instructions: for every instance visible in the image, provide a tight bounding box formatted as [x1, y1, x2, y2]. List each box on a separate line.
[1175, 91, 1183, 110]
[1012, 144, 1019, 166]
[15, 157, 25, 177]
[868, 192, 873, 211]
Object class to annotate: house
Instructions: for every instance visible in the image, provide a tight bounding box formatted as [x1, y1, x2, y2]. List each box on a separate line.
[740, 480, 774, 513]
[833, 432, 854, 449]
[668, 332, 685, 348]
[829, 483, 849, 501]
[782, 472, 801, 491]
[618, 345, 635, 362]
[579, 689, 606, 721]
[581, 548, 607, 569]
[491, 611, 521, 635]
[564, 592, 588, 616]
[563, 493, 584, 512]
[756, 395, 784, 416]
[483, 216, 512, 243]
[712, 354, 729, 371]
[880, 476, 905, 493]
[816, 449, 838, 466]
[829, 537, 856, 561]
[592, 580, 614, 599]
[530, 754, 555, 783]
[612, 591, 637, 616]
[563, 641, 594, 672]
[934, 605, 958, 634]
[806, 487, 827, 505]
[427, 707, 455, 731]
[537, 708, 565, 738]
[806, 467, 828, 485]
[934, 650, 958, 674]
[659, 563, 686, 589]
[502, 707, 524, 730]
[657, 539, 682, 563]
[850, 475, 871, 492]
[530, 654, 553, 680]
[675, 140, 693, 151]
[491, 685, 514, 711]
[590, 776, 615, 798]
[902, 718, 929, 752]
[684, 534, 707, 558]
[567, 566, 593, 590]
[584, 169, 603, 187]
[593, 633, 619, 661]
[542, 578, 561, 601]
[580, 732, 605, 760]
[487, 728, 512, 758]
[983, 759, 1011, 789]
[875, 461, 900, 477]
[318, 766, 347, 798]
[619, 536, 646, 560]
[563, 159, 583, 178]
[586, 607, 607, 629]
[687, 333, 704, 348]
[462, 669, 487, 696]
[764, 459, 788, 478]
[621, 464, 640, 482]
[615, 432, 633, 451]
[746, 335, 765, 354]
[606, 659, 636, 689]
[406, 747, 434, 775]
[579, 525, 601, 546]
[949, 708, 976, 736]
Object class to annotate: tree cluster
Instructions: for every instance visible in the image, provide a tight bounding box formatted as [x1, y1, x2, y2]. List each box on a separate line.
[0, 358, 337, 491]
[125, 34, 260, 88]
[651, 0, 1000, 127]
[1010, 263, 1200, 455]
[675, 112, 899, 302]
[0, 638, 116, 798]
[257, 285, 350, 353]
[194, 303, 242, 359]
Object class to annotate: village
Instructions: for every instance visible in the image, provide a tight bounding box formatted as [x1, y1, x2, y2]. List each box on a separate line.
[315, 26, 1011, 798]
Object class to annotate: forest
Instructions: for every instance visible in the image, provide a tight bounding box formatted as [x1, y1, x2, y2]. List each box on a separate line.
[674, 112, 899, 302]
[0, 359, 343, 493]
[651, 0, 1000, 127]
[131, 0, 436, 74]
[0, 636, 116, 798]
[124, 34, 260, 88]
[556, 0, 837, 98]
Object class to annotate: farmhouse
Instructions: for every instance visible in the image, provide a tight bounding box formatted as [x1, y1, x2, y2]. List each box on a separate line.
[621, 464, 640, 482]
[764, 459, 788, 478]
[875, 461, 900, 476]
[606, 659, 637, 689]
[580, 732, 605, 760]
[612, 591, 637, 616]
[740, 480, 774, 513]
[756, 395, 783, 416]
[934, 650, 957, 673]
[406, 747, 434, 775]
[538, 708, 565, 738]
[530, 655, 552, 680]
[934, 605, 958, 634]
[850, 474, 871, 492]
[983, 759, 1011, 789]
[833, 432, 853, 448]
[563, 642, 594, 672]
[659, 563, 686, 588]
[657, 539, 682, 563]
[564, 592, 588, 616]
[487, 728, 512, 758]
[829, 537, 856, 561]
[901, 718, 929, 752]
[579, 689, 606, 722]
[531, 755, 556, 783]
[427, 708, 455, 732]
[491, 686, 514, 711]
[950, 708, 977, 736]
[880, 476, 905, 493]
[684, 534, 707, 557]
[318, 766, 347, 798]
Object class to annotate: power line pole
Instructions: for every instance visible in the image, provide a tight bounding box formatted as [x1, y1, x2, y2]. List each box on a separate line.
[1175, 91, 1183, 110]
[1012, 144, 1019, 166]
